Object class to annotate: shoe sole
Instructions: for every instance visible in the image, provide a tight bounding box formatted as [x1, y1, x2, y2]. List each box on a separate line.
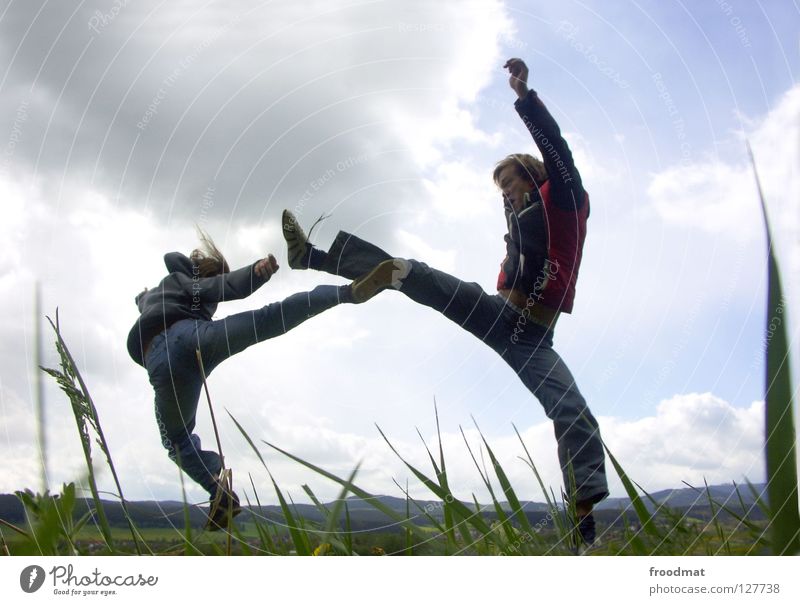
[352, 259, 399, 303]
[282, 210, 308, 270]
[205, 505, 242, 532]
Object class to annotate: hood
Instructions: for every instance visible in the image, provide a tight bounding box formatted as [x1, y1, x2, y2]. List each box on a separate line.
[163, 251, 195, 276]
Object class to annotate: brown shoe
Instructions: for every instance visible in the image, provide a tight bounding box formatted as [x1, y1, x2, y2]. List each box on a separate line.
[350, 259, 409, 303]
[205, 479, 242, 532]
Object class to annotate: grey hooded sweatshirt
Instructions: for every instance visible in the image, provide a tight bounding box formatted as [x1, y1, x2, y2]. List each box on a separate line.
[127, 252, 268, 367]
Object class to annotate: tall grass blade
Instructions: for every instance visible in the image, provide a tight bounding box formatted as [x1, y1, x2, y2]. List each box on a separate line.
[247, 474, 278, 555]
[602, 440, 663, 543]
[749, 143, 800, 555]
[431, 401, 458, 546]
[41, 313, 115, 552]
[374, 425, 497, 539]
[177, 463, 201, 556]
[262, 439, 432, 542]
[323, 465, 360, 545]
[42, 313, 144, 554]
[270, 476, 310, 555]
[34, 283, 47, 493]
[513, 424, 569, 539]
[459, 427, 517, 545]
[392, 478, 448, 535]
[343, 502, 353, 555]
[405, 480, 413, 556]
[474, 419, 536, 538]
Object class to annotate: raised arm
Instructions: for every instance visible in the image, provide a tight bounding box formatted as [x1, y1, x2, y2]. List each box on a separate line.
[504, 58, 586, 211]
[171, 253, 279, 304]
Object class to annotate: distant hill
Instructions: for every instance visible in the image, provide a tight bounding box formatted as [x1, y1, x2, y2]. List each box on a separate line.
[594, 482, 768, 511]
[0, 482, 767, 531]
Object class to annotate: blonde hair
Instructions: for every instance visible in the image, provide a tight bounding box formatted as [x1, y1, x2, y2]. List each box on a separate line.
[493, 153, 548, 187]
[190, 228, 230, 277]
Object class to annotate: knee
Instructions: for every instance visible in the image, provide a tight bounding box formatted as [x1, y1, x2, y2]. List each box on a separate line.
[163, 432, 198, 461]
[540, 388, 589, 423]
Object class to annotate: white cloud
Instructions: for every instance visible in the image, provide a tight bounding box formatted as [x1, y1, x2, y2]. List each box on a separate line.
[395, 229, 457, 273]
[601, 393, 765, 490]
[648, 159, 760, 242]
[422, 160, 499, 220]
[646, 84, 800, 387]
[648, 84, 799, 250]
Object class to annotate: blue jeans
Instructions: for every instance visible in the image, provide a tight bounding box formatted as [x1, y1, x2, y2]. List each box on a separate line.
[319, 232, 608, 505]
[144, 285, 350, 496]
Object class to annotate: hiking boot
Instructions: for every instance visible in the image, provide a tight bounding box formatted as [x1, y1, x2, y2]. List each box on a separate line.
[205, 484, 242, 532]
[351, 258, 410, 303]
[282, 209, 310, 269]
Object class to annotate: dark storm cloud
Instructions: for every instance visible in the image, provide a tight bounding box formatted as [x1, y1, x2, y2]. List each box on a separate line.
[0, 0, 505, 234]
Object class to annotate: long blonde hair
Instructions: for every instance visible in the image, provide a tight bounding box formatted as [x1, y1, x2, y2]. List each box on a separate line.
[190, 228, 230, 277]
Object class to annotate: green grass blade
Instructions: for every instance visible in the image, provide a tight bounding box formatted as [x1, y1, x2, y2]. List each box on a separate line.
[227, 410, 271, 471]
[405, 481, 413, 556]
[602, 440, 663, 543]
[474, 419, 536, 537]
[301, 484, 331, 518]
[42, 315, 115, 552]
[263, 439, 431, 542]
[343, 503, 353, 555]
[749, 143, 800, 555]
[514, 424, 569, 538]
[458, 426, 516, 546]
[246, 475, 279, 555]
[324, 465, 360, 534]
[392, 478, 448, 535]
[414, 424, 457, 545]
[374, 425, 496, 538]
[270, 478, 310, 556]
[44, 313, 144, 554]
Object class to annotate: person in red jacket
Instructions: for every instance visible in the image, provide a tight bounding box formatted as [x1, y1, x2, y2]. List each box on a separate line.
[282, 58, 607, 549]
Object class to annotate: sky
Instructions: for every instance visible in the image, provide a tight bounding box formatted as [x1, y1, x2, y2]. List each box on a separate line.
[0, 0, 798, 508]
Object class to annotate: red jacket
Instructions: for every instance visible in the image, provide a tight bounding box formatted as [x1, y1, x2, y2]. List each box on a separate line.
[496, 90, 589, 314]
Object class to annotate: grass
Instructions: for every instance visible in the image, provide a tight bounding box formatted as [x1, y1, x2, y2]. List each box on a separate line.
[3, 155, 796, 556]
[749, 143, 800, 554]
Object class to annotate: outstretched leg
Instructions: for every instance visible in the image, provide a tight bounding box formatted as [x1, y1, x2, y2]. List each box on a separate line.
[196, 283, 352, 370]
[308, 229, 508, 344]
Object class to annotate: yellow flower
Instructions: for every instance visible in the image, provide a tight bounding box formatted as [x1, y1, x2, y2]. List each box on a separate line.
[313, 543, 332, 556]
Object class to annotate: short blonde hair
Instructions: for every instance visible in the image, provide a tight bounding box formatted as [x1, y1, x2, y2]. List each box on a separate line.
[493, 153, 547, 187]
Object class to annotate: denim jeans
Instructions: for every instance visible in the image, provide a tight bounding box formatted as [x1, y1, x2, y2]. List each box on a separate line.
[320, 231, 608, 505]
[144, 285, 350, 496]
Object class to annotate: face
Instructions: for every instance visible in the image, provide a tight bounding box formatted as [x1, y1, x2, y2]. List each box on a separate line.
[496, 165, 535, 211]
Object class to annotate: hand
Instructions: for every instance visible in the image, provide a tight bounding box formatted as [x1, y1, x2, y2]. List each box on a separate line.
[254, 254, 279, 280]
[504, 58, 529, 99]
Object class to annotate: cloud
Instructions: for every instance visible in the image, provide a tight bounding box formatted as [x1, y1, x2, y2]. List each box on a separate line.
[600, 393, 765, 489]
[0, 0, 513, 235]
[647, 84, 799, 249]
[646, 83, 800, 385]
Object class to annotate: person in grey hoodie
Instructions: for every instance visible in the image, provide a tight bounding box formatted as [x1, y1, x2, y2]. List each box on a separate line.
[127, 231, 369, 528]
